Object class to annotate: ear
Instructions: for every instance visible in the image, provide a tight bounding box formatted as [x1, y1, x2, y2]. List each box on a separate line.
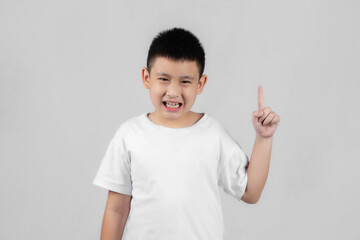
[197, 74, 208, 95]
[142, 67, 150, 89]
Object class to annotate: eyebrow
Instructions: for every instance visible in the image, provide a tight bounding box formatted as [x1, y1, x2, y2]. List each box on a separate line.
[156, 72, 194, 80]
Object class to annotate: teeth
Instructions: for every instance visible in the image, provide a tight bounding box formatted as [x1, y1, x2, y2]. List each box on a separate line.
[165, 102, 180, 108]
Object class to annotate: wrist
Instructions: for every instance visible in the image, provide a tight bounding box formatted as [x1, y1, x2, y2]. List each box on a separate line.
[255, 134, 273, 141]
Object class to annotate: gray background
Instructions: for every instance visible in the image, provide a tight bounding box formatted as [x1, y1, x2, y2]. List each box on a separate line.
[1, 0, 359, 239]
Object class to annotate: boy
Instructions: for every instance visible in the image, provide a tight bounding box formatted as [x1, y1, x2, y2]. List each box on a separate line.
[93, 27, 280, 240]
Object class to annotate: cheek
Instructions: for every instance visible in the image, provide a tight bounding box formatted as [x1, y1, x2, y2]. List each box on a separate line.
[183, 91, 197, 103]
[149, 90, 162, 103]
[149, 87, 162, 96]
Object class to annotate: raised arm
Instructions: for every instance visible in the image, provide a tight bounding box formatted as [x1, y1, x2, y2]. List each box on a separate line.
[241, 86, 280, 203]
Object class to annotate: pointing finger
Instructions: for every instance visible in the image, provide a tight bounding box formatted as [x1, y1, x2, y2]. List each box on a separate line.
[258, 85, 264, 113]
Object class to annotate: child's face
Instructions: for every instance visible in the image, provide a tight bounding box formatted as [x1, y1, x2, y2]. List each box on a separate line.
[142, 56, 207, 127]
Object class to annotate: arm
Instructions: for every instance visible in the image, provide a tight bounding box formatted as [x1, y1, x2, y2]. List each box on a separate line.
[241, 135, 272, 204]
[100, 190, 132, 240]
[242, 85, 280, 204]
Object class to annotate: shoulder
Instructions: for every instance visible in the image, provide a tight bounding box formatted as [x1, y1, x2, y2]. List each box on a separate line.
[208, 115, 239, 149]
[113, 114, 143, 142]
[206, 115, 231, 136]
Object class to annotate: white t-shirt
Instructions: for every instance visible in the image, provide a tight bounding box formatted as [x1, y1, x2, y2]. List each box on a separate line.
[93, 112, 249, 240]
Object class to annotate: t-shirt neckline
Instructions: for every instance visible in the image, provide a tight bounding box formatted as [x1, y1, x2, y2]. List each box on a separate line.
[142, 112, 209, 132]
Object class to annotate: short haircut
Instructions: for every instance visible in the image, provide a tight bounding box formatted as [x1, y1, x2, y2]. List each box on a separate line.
[146, 27, 205, 80]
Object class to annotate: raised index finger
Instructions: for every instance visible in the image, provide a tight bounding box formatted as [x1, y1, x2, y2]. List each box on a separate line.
[258, 85, 264, 113]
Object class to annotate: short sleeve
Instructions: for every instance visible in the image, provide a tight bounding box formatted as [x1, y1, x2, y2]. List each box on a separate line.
[92, 137, 132, 195]
[218, 143, 249, 201]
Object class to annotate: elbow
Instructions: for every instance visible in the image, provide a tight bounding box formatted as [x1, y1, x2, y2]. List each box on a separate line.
[241, 191, 260, 204]
[249, 192, 262, 204]
[243, 195, 259, 204]
[247, 197, 259, 204]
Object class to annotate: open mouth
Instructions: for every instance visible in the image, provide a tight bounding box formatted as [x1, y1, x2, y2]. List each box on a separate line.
[162, 101, 182, 109]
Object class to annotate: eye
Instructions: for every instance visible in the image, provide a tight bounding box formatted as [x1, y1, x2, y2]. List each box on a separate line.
[183, 81, 191, 84]
[159, 78, 168, 81]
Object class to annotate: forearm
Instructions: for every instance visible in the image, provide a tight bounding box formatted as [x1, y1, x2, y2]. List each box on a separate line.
[101, 209, 129, 240]
[245, 134, 273, 203]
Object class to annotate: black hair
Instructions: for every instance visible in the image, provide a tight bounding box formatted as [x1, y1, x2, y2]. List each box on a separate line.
[146, 27, 205, 80]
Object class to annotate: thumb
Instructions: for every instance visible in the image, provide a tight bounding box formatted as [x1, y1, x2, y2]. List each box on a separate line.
[254, 111, 263, 118]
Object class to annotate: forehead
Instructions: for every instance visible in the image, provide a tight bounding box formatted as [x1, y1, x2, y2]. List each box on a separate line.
[151, 57, 199, 77]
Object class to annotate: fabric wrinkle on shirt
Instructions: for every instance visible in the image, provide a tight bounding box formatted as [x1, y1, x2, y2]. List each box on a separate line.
[93, 112, 249, 240]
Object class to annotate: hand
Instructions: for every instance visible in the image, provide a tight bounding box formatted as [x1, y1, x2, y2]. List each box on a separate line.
[252, 85, 280, 138]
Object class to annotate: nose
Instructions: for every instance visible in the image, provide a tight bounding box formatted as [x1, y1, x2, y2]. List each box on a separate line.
[166, 80, 181, 97]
